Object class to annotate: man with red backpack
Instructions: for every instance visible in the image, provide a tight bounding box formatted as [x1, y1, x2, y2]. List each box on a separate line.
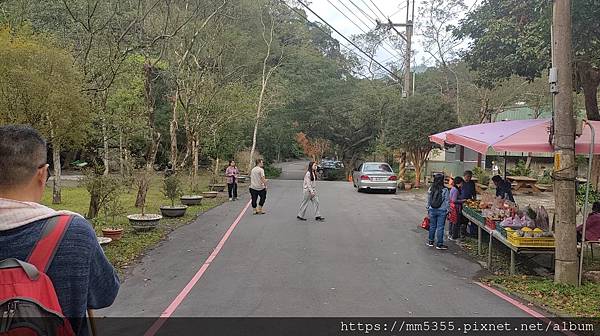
[0, 125, 120, 335]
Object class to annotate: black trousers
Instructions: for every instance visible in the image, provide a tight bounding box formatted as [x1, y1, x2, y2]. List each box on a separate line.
[227, 182, 238, 198]
[451, 214, 469, 239]
[249, 188, 267, 208]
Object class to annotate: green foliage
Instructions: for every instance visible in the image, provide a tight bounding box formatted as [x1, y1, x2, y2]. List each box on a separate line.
[263, 164, 282, 178]
[385, 94, 458, 153]
[404, 170, 416, 184]
[507, 160, 532, 177]
[577, 184, 600, 207]
[472, 167, 490, 186]
[162, 174, 184, 207]
[537, 169, 553, 185]
[82, 171, 124, 221]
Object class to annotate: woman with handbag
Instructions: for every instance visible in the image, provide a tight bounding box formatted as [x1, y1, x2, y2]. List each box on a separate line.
[448, 176, 465, 241]
[426, 174, 450, 250]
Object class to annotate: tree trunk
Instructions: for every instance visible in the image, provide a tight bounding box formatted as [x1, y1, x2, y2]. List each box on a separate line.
[52, 141, 62, 204]
[135, 130, 161, 208]
[102, 121, 109, 176]
[191, 136, 200, 193]
[248, 89, 264, 173]
[87, 190, 100, 219]
[525, 153, 533, 170]
[170, 90, 179, 168]
[119, 129, 124, 178]
[398, 152, 407, 181]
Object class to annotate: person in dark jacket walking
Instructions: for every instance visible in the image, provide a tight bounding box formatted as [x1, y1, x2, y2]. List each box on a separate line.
[0, 125, 120, 336]
[460, 170, 477, 237]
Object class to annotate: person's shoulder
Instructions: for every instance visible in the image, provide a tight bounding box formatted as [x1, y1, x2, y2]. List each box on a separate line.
[62, 215, 98, 245]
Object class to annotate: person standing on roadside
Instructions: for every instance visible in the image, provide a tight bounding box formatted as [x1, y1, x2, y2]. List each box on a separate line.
[448, 176, 465, 240]
[297, 161, 325, 222]
[249, 159, 267, 215]
[0, 125, 119, 336]
[461, 170, 477, 237]
[427, 174, 450, 250]
[226, 160, 239, 201]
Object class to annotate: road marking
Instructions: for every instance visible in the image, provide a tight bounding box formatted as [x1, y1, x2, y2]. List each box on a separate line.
[475, 282, 578, 336]
[144, 200, 252, 336]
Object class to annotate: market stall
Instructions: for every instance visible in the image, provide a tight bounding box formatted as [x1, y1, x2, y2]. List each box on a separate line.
[462, 196, 554, 275]
[431, 119, 600, 280]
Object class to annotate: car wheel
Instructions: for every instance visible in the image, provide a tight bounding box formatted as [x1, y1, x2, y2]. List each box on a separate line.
[390, 189, 397, 194]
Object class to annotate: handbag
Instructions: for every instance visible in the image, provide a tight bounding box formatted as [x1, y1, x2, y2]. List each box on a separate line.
[420, 216, 430, 230]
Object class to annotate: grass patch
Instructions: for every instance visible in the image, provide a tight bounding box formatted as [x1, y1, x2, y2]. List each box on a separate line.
[42, 173, 227, 273]
[458, 232, 600, 317]
[484, 276, 600, 317]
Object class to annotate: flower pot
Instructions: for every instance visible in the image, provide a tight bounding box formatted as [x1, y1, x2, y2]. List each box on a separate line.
[160, 205, 188, 217]
[127, 214, 162, 232]
[180, 195, 203, 206]
[101, 228, 124, 241]
[404, 183, 413, 190]
[209, 184, 226, 192]
[202, 191, 218, 199]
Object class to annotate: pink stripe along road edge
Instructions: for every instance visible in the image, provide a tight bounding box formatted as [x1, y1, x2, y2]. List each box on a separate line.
[143, 200, 252, 336]
[476, 282, 578, 336]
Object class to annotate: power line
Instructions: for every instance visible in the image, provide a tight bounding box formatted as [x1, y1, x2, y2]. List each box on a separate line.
[282, 1, 401, 81]
[341, 0, 406, 61]
[363, 0, 387, 19]
[327, 0, 403, 62]
[347, 0, 377, 23]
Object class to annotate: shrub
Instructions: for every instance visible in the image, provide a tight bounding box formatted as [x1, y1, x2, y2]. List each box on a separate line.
[162, 174, 183, 207]
[264, 164, 282, 178]
[472, 167, 490, 186]
[507, 160, 531, 177]
[577, 184, 600, 207]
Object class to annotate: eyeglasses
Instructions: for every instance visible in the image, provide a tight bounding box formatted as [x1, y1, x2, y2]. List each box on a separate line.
[38, 164, 50, 183]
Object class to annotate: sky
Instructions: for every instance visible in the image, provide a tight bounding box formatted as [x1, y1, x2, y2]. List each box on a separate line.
[304, 0, 478, 69]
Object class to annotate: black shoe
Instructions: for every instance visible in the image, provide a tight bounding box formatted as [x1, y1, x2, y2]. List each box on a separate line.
[315, 216, 325, 221]
[436, 244, 449, 250]
[297, 216, 307, 221]
[426, 240, 434, 247]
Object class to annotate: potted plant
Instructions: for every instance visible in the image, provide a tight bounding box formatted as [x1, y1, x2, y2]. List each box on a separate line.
[101, 187, 126, 241]
[128, 171, 162, 231]
[404, 170, 416, 190]
[202, 191, 218, 198]
[208, 158, 226, 192]
[160, 174, 188, 217]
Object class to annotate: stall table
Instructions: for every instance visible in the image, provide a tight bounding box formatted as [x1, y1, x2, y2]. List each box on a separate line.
[462, 210, 555, 275]
[506, 176, 541, 194]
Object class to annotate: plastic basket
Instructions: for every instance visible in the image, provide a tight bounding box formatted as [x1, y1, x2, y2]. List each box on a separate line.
[507, 233, 555, 248]
[485, 219, 497, 230]
[464, 206, 484, 223]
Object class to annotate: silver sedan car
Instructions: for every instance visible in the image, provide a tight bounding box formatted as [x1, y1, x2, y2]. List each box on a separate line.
[352, 162, 398, 193]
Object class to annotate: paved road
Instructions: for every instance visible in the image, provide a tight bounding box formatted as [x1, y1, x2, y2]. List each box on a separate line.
[101, 161, 527, 318]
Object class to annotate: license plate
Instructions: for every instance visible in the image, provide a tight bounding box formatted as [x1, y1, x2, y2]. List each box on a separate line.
[374, 177, 387, 181]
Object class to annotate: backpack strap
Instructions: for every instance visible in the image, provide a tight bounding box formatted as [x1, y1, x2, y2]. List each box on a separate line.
[27, 215, 73, 273]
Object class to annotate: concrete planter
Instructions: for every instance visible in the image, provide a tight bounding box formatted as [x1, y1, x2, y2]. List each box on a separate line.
[202, 191, 218, 199]
[209, 184, 226, 192]
[160, 205, 188, 217]
[180, 195, 203, 206]
[127, 214, 162, 232]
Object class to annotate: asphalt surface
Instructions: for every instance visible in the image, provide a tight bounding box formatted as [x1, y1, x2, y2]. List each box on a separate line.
[100, 161, 527, 318]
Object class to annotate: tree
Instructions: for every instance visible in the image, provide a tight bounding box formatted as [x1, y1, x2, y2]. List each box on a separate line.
[0, 27, 88, 204]
[385, 95, 458, 187]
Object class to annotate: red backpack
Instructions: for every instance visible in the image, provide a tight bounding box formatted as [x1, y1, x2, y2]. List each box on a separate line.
[0, 215, 75, 336]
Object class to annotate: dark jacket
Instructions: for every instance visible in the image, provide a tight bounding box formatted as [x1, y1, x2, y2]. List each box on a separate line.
[460, 180, 477, 200]
[496, 180, 515, 202]
[0, 216, 120, 335]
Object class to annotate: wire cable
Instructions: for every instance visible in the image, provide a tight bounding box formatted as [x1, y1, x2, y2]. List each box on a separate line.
[326, 0, 403, 62]
[364, 0, 387, 19]
[282, 0, 402, 81]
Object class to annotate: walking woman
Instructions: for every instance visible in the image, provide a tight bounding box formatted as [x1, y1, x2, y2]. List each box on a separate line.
[226, 160, 239, 201]
[427, 174, 450, 250]
[297, 161, 325, 221]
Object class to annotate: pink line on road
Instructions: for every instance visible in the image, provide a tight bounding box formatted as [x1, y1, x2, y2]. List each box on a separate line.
[475, 282, 579, 336]
[144, 201, 252, 336]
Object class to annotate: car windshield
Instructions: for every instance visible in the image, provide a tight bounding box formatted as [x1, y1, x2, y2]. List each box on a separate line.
[363, 164, 392, 173]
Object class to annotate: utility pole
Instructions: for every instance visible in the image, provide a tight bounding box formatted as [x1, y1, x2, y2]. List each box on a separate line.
[551, 0, 577, 285]
[376, 0, 414, 97]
